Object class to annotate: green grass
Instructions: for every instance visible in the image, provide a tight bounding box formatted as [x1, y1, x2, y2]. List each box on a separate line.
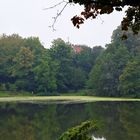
[0, 91, 139, 103]
[0, 95, 140, 103]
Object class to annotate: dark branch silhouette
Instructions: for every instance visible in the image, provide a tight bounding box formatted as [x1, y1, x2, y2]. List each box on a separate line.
[44, 0, 69, 31]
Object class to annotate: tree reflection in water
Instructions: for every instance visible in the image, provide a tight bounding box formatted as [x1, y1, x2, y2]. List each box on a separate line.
[92, 136, 106, 140]
[0, 101, 139, 140]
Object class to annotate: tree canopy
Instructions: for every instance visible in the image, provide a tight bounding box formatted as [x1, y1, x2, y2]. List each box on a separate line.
[0, 25, 139, 97]
[0, 34, 104, 94]
[87, 26, 140, 97]
[69, 0, 140, 34]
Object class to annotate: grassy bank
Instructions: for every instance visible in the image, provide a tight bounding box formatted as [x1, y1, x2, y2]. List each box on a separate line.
[0, 96, 140, 103]
[0, 91, 140, 103]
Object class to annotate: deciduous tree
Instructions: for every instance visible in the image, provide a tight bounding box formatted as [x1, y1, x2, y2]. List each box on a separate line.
[70, 0, 140, 34]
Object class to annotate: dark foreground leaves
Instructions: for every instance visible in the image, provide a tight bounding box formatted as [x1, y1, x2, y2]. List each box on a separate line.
[58, 120, 97, 140]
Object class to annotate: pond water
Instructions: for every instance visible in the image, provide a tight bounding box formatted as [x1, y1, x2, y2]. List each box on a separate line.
[0, 101, 139, 140]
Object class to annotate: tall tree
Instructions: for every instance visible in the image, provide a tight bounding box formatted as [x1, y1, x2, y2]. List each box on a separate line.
[87, 44, 131, 96]
[0, 34, 46, 92]
[87, 25, 140, 97]
[11, 47, 35, 91]
[72, 45, 104, 91]
[34, 54, 58, 94]
[49, 38, 73, 92]
[119, 55, 140, 97]
[0, 34, 23, 84]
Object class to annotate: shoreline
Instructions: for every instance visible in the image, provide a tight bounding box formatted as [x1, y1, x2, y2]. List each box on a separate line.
[0, 96, 140, 103]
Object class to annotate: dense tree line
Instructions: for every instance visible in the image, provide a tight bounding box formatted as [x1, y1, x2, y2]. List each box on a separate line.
[0, 26, 140, 97]
[0, 35, 103, 95]
[87, 26, 140, 97]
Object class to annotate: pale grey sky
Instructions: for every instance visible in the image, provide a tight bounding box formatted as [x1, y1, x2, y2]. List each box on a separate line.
[0, 0, 126, 48]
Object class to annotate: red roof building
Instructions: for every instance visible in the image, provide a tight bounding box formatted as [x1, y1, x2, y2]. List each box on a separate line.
[71, 45, 83, 53]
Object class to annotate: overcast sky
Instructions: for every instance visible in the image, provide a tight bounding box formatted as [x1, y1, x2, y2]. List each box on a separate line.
[0, 0, 126, 48]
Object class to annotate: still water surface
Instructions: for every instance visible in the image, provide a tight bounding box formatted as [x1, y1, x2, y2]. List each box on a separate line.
[0, 101, 139, 140]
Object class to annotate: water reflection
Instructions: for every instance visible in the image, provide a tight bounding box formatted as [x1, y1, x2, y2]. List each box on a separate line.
[92, 136, 106, 140]
[0, 101, 139, 140]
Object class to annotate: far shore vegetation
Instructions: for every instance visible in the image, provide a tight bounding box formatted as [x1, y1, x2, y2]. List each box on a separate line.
[0, 26, 140, 98]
